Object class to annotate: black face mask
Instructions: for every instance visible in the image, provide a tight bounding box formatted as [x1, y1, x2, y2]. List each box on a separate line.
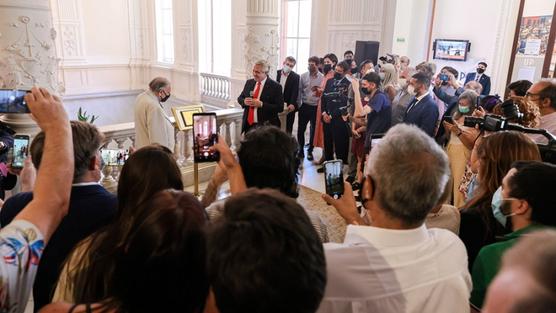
[160, 93, 171, 103]
[334, 72, 344, 80]
[351, 67, 358, 74]
[360, 86, 371, 95]
[323, 64, 332, 74]
[477, 68, 485, 74]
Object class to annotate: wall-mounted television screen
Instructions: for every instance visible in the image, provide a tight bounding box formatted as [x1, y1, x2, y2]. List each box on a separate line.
[433, 39, 470, 61]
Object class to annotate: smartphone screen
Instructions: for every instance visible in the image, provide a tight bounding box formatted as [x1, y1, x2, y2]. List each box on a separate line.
[12, 135, 30, 169]
[324, 160, 344, 199]
[100, 149, 129, 166]
[0, 89, 31, 113]
[193, 113, 219, 162]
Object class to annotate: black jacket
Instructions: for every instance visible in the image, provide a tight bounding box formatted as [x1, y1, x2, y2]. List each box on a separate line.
[237, 77, 284, 132]
[276, 70, 300, 110]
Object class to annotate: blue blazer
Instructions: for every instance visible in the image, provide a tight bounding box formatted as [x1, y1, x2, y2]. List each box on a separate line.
[464, 73, 491, 96]
[0, 184, 117, 311]
[403, 94, 439, 137]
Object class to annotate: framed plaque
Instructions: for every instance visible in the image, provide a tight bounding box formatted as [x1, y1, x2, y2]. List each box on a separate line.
[171, 104, 204, 130]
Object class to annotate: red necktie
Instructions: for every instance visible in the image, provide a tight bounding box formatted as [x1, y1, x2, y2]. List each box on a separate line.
[248, 82, 261, 125]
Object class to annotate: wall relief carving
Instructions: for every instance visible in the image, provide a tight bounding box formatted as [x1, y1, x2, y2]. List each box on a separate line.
[0, 15, 62, 93]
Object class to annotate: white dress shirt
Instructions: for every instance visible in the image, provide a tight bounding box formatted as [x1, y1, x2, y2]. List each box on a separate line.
[318, 224, 471, 313]
[252, 77, 267, 123]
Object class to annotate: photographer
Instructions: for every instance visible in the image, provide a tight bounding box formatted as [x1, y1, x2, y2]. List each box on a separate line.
[442, 91, 480, 207]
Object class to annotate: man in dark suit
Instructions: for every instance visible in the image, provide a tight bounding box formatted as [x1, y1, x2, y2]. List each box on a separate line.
[464, 62, 491, 96]
[238, 60, 284, 133]
[0, 121, 118, 311]
[403, 72, 439, 137]
[276, 56, 300, 134]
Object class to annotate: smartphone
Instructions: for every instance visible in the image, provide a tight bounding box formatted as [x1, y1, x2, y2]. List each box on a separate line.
[100, 149, 129, 166]
[324, 160, 344, 199]
[192, 113, 219, 162]
[442, 116, 454, 124]
[439, 73, 449, 82]
[12, 135, 30, 169]
[0, 89, 31, 113]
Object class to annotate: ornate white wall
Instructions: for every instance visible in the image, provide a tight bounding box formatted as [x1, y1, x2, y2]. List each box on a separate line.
[309, 0, 397, 59]
[1, 0, 520, 126]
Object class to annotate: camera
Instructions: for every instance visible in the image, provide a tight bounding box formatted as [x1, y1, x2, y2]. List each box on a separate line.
[464, 115, 556, 164]
[500, 99, 523, 122]
[463, 115, 507, 132]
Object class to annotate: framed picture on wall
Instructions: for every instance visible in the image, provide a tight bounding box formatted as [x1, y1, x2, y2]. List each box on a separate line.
[171, 105, 204, 130]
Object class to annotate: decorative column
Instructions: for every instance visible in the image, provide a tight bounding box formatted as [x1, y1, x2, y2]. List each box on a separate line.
[0, 0, 62, 134]
[245, 0, 280, 74]
[229, 0, 279, 106]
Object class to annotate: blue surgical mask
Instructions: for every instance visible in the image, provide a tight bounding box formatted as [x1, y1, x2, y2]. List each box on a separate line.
[458, 105, 470, 114]
[491, 186, 517, 227]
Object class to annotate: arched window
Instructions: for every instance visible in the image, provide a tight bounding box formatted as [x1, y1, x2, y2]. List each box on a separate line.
[155, 0, 175, 64]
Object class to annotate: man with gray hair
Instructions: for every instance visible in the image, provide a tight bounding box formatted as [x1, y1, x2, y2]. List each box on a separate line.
[238, 60, 284, 133]
[318, 124, 471, 313]
[134, 77, 175, 150]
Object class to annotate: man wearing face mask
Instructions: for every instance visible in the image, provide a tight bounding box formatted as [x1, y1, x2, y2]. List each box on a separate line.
[359, 72, 392, 151]
[470, 161, 556, 308]
[464, 62, 491, 96]
[526, 79, 556, 144]
[403, 72, 439, 137]
[134, 77, 176, 151]
[321, 61, 352, 165]
[277, 56, 300, 135]
[297, 56, 324, 161]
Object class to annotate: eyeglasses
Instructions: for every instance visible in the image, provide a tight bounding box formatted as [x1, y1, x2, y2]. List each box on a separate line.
[525, 91, 541, 99]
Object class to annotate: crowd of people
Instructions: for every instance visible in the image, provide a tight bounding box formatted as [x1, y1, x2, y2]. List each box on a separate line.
[0, 46, 555, 313]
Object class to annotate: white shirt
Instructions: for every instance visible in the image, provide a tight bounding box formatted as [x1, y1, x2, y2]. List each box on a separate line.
[252, 77, 267, 123]
[529, 111, 556, 144]
[318, 224, 471, 313]
[406, 91, 430, 113]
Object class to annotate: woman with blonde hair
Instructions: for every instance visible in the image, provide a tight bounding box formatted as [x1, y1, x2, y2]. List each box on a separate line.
[379, 63, 400, 102]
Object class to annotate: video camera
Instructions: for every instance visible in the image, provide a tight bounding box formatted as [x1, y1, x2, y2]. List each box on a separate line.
[464, 114, 556, 164]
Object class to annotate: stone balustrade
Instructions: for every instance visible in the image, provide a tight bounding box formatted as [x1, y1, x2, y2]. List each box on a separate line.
[200, 73, 232, 108]
[98, 107, 244, 192]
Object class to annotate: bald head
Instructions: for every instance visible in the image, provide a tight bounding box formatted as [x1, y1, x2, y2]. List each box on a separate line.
[527, 79, 556, 115]
[148, 77, 172, 102]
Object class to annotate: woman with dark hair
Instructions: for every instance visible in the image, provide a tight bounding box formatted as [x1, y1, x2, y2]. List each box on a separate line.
[459, 131, 541, 269]
[52, 144, 185, 303]
[42, 190, 208, 313]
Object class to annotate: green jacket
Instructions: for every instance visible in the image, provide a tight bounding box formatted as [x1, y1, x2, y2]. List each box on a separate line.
[470, 224, 547, 308]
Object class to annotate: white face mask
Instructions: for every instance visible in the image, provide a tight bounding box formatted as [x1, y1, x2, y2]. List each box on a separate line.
[399, 78, 407, 86]
[407, 85, 416, 96]
[283, 65, 291, 74]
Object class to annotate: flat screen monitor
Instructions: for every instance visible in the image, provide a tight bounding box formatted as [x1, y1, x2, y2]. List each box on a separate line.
[433, 39, 470, 62]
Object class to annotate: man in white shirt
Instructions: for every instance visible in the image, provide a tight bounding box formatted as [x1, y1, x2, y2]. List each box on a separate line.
[134, 77, 175, 151]
[526, 79, 556, 144]
[319, 123, 471, 313]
